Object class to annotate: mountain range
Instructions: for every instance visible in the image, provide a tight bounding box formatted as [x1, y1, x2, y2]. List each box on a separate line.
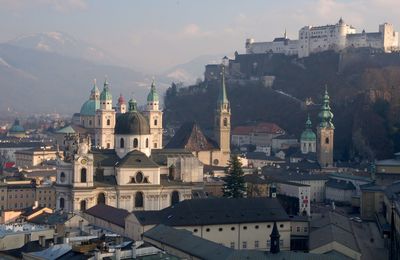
[0, 32, 223, 114]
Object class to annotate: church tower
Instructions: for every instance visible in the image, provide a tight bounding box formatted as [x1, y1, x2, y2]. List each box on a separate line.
[316, 87, 334, 167]
[143, 80, 163, 149]
[300, 115, 316, 154]
[116, 94, 127, 114]
[95, 78, 116, 149]
[214, 65, 231, 165]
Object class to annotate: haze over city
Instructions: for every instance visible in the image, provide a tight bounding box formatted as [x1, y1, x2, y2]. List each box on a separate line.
[1, 0, 400, 72]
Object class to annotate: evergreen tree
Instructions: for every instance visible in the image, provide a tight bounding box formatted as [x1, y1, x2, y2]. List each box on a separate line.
[222, 155, 246, 198]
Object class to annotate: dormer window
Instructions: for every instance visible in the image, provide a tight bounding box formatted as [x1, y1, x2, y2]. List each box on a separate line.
[135, 172, 144, 183]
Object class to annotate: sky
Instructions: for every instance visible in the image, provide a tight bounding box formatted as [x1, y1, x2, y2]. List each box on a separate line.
[1, 0, 399, 72]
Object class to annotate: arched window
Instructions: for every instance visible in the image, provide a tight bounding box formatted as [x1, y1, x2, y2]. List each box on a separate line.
[154, 143, 157, 148]
[120, 138, 124, 148]
[80, 168, 87, 182]
[60, 172, 65, 183]
[80, 200, 86, 211]
[107, 119, 110, 126]
[325, 137, 329, 144]
[171, 191, 180, 206]
[133, 138, 138, 148]
[136, 172, 144, 183]
[107, 143, 110, 149]
[97, 193, 106, 204]
[89, 120, 92, 126]
[59, 198, 65, 209]
[135, 192, 144, 208]
[146, 138, 149, 148]
[154, 119, 158, 126]
[223, 118, 228, 127]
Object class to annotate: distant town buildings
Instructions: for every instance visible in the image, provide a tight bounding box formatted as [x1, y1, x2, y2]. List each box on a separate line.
[246, 18, 399, 58]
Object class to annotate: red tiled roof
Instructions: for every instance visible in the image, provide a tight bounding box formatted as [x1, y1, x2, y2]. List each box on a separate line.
[232, 123, 284, 135]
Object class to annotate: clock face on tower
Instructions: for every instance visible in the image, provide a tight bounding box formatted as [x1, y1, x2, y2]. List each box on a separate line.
[81, 159, 87, 165]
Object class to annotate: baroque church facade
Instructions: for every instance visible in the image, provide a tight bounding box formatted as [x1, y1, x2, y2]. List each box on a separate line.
[55, 73, 231, 212]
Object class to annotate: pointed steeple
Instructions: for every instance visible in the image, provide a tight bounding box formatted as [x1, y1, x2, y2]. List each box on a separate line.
[147, 79, 159, 102]
[318, 86, 334, 128]
[269, 221, 280, 254]
[305, 114, 312, 129]
[218, 65, 229, 108]
[284, 28, 287, 39]
[100, 77, 112, 101]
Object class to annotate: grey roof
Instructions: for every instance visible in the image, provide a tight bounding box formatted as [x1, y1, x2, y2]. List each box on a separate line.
[150, 148, 195, 165]
[326, 178, 356, 190]
[246, 152, 270, 160]
[243, 174, 271, 184]
[115, 110, 150, 135]
[310, 212, 360, 253]
[375, 159, 400, 166]
[329, 173, 371, 182]
[92, 149, 120, 167]
[262, 167, 328, 182]
[28, 212, 70, 225]
[145, 224, 346, 260]
[84, 204, 129, 227]
[165, 122, 218, 151]
[116, 150, 159, 168]
[0, 141, 46, 148]
[134, 197, 290, 226]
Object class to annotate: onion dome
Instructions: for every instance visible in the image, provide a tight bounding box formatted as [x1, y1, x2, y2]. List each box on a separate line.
[9, 119, 25, 133]
[147, 80, 159, 102]
[100, 78, 112, 101]
[80, 99, 100, 116]
[118, 94, 126, 104]
[301, 115, 316, 141]
[115, 98, 150, 135]
[318, 87, 334, 128]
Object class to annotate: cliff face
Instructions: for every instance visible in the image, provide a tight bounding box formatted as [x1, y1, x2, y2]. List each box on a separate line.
[165, 50, 400, 160]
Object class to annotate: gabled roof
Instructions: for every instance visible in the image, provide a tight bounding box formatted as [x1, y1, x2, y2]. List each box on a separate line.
[84, 204, 129, 228]
[92, 149, 120, 167]
[116, 150, 159, 168]
[326, 178, 356, 190]
[133, 197, 290, 226]
[232, 122, 284, 135]
[165, 122, 218, 151]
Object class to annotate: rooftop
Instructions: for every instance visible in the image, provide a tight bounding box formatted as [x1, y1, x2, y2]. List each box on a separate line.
[84, 204, 129, 228]
[0, 223, 49, 237]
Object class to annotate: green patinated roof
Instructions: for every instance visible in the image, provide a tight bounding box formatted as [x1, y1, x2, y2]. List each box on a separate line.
[217, 65, 229, 106]
[91, 79, 99, 94]
[56, 125, 76, 134]
[9, 119, 25, 133]
[100, 79, 112, 101]
[301, 115, 316, 141]
[80, 99, 100, 116]
[147, 80, 159, 102]
[318, 87, 334, 128]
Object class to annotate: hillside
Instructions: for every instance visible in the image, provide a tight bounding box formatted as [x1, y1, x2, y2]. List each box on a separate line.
[164, 50, 400, 161]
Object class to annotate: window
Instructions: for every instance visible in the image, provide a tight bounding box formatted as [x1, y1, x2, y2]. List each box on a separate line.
[135, 192, 144, 208]
[242, 241, 247, 249]
[279, 240, 283, 246]
[154, 119, 158, 126]
[133, 138, 138, 148]
[206, 228, 210, 232]
[267, 224, 271, 228]
[120, 138, 124, 148]
[231, 227, 235, 231]
[107, 119, 110, 126]
[254, 240, 259, 248]
[280, 224, 284, 228]
[296, 226, 300, 232]
[136, 172, 144, 183]
[255, 225, 259, 229]
[80, 168, 87, 182]
[97, 193, 106, 204]
[213, 159, 219, 165]
[267, 240, 271, 247]
[154, 143, 157, 148]
[230, 242, 235, 249]
[107, 143, 110, 149]
[171, 191, 179, 206]
[146, 138, 149, 148]
[60, 172, 65, 182]
[219, 228, 223, 232]
[304, 227, 308, 232]
[243, 226, 247, 230]
[325, 137, 329, 144]
[80, 200, 86, 211]
[89, 120, 92, 126]
[193, 229, 198, 233]
[223, 118, 228, 127]
[59, 198, 65, 209]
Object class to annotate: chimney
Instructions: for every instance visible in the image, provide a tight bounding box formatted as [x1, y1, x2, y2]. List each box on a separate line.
[33, 201, 39, 209]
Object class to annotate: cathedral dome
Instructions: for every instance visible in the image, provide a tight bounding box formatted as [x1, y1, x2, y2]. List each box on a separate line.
[115, 99, 150, 135]
[301, 129, 316, 141]
[9, 119, 25, 133]
[80, 99, 100, 116]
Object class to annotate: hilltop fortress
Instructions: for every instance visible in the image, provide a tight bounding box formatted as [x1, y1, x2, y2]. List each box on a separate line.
[246, 18, 399, 58]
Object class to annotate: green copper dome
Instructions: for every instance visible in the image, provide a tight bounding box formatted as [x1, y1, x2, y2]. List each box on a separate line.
[301, 115, 316, 141]
[9, 119, 25, 133]
[147, 80, 159, 102]
[318, 87, 334, 128]
[80, 99, 100, 116]
[100, 79, 112, 101]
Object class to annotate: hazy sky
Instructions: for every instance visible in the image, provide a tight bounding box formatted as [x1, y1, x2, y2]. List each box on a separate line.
[1, 0, 399, 72]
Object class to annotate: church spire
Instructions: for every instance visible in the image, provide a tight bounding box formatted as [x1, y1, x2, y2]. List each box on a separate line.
[147, 79, 159, 102]
[269, 221, 280, 254]
[318, 86, 334, 128]
[128, 96, 137, 112]
[218, 65, 229, 108]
